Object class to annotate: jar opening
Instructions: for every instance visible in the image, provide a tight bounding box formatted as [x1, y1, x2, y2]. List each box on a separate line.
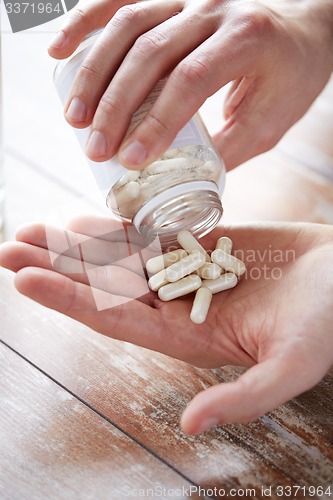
[133, 182, 223, 249]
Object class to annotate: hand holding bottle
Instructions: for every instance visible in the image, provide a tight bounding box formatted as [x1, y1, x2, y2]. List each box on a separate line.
[49, 0, 333, 170]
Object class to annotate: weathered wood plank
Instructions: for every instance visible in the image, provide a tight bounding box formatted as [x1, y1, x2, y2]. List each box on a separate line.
[1, 268, 332, 498]
[0, 341, 202, 500]
[2, 38, 333, 500]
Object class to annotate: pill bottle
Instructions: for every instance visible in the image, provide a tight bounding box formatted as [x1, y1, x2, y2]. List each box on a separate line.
[54, 30, 226, 247]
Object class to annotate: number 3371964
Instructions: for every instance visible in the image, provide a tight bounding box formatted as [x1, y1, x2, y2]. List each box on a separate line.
[5, 3, 62, 14]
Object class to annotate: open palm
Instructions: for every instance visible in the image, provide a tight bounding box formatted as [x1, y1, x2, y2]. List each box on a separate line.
[1, 216, 332, 434]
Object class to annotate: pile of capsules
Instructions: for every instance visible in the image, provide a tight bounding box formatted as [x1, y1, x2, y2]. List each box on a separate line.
[146, 230, 246, 324]
[110, 148, 220, 219]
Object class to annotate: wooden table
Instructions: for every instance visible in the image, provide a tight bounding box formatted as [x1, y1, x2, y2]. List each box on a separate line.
[1, 30, 333, 500]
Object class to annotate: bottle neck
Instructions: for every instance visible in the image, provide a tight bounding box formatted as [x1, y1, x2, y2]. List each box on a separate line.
[134, 184, 223, 250]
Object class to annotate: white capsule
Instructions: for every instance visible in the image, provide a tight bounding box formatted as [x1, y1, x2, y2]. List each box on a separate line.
[177, 230, 210, 262]
[115, 181, 140, 207]
[165, 251, 206, 282]
[196, 262, 221, 280]
[146, 157, 189, 174]
[198, 160, 220, 180]
[148, 269, 169, 292]
[117, 175, 128, 187]
[158, 275, 202, 301]
[215, 236, 233, 254]
[127, 170, 141, 182]
[146, 249, 188, 275]
[211, 249, 246, 277]
[117, 170, 141, 187]
[202, 272, 238, 294]
[142, 173, 165, 184]
[190, 287, 213, 324]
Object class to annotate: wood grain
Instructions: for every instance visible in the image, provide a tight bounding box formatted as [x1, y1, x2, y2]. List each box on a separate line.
[2, 35, 333, 500]
[1, 268, 332, 498]
[0, 341, 203, 500]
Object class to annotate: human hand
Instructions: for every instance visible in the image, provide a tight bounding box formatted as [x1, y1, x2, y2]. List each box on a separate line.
[0, 217, 332, 434]
[49, 0, 333, 169]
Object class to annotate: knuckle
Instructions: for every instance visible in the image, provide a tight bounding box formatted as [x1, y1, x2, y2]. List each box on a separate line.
[110, 5, 144, 31]
[237, 5, 276, 40]
[98, 94, 122, 116]
[176, 58, 210, 88]
[68, 7, 89, 25]
[79, 62, 102, 83]
[133, 31, 168, 58]
[144, 113, 168, 136]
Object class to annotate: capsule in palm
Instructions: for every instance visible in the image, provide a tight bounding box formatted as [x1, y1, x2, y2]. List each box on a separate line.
[211, 249, 246, 276]
[202, 272, 238, 293]
[158, 275, 202, 301]
[215, 236, 233, 254]
[146, 249, 188, 275]
[196, 262, 221, 280]
[177, 230, 210, 262]
[190, 287, 213, 324]
[165, 251, 206, 282]
[148, 269, 169, 292]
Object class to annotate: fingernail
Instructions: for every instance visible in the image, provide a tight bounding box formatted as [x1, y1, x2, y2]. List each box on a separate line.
[120, 141, 148, 166]
[86, 131, 107, 158]
[49, 30, 65, 49]
[196, 417, 220, 434]
[66, 97, 87, 123]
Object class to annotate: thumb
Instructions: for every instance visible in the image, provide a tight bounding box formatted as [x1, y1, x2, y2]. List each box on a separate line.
[180, 351, 330, 435]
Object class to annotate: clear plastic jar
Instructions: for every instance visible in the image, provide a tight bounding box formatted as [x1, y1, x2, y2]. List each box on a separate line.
[54, 30, 226, 247]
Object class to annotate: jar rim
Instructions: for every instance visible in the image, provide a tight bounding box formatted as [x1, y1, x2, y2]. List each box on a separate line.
[133, 180, 220, 229]
[133, 182, 223, 248]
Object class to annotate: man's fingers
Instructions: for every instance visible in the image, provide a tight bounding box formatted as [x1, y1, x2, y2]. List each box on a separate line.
[64, 0, 185, 133]
[0, 241, 150, 299]
[80, 2, 214, 161]
[16, 222, 89, 253]
[117, 29, 256, 169]
[15, 221, 149, 267]
[66, 215, 148, 247]
[17, 218, 132, 247]
[181, 351, 330, 434]
[0, 241, 83, 275]
[14, 267, 161, 347]
[48, 0, 135, 59]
